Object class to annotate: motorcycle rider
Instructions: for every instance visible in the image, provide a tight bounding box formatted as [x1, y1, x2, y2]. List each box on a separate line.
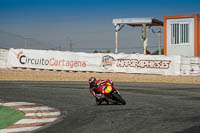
[88, 77, 113, 105]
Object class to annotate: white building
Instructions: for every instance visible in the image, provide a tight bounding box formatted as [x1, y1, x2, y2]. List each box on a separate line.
[164, 14, 200, 56]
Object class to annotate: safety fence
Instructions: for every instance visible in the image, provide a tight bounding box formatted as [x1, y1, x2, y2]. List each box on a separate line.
[0, 48, 200, 75]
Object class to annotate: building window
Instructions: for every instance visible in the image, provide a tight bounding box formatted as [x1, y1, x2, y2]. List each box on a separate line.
[171, 23, 189, 45]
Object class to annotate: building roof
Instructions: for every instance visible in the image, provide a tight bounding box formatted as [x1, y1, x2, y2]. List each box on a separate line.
[112, 17, 163, 27]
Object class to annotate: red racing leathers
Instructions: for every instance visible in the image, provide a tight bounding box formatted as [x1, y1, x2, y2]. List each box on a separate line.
[89, 80, 105, 97]
[89, 79, 113, 104]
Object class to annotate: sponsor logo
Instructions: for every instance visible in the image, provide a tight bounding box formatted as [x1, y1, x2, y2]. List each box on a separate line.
[117, 59, 171, 69]
[16, 51, 86, 68]
[100, 55, 115, 68]
[100, 55, 171, 69]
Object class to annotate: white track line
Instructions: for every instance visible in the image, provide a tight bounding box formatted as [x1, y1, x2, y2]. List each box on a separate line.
[16, 118, 57, 124]
[25, 112, 61, 117]
[18, 106, 55, 111]
[0, 102, 36, 106]
[0, 126, 42, 133]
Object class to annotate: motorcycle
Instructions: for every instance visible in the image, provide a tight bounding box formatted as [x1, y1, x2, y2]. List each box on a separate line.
[96, 81, 126, 105]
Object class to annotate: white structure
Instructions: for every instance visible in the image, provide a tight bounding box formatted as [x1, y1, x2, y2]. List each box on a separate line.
[112, 17, 163, 54]
[164, 14, 200, 56]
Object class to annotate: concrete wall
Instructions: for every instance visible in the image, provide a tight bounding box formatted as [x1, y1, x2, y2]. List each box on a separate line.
[0, 49, 8, 68]
[181, 56, 200, 75]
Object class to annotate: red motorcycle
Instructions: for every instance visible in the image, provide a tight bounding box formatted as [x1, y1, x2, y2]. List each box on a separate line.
[96, 81, 126, 105]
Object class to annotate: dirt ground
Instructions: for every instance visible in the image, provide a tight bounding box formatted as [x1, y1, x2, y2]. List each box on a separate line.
[0, 68, 200, 84]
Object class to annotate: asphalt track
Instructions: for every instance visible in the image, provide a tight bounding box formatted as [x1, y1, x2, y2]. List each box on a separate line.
[1, 81, 200, 133]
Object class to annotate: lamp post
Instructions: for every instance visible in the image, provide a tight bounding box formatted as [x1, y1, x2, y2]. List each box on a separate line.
[66, 37, 74, 51]
[152, 28, 162, 55]
[24, 39, 27, 49]
[24, 37, 32, 49]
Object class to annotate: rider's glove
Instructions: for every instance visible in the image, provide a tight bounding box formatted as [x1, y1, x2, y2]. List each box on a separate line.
[107, 80, 113, 85]
[95, 94, 101, 99]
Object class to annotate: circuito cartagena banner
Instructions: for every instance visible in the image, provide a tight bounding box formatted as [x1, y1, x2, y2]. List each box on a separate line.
[7, 48, 181, 75]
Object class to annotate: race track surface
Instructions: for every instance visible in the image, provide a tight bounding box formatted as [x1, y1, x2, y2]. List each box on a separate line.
[0, 81, 200, 133]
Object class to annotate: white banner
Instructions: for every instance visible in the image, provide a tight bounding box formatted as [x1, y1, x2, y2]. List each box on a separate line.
[7, 48, 181, 75]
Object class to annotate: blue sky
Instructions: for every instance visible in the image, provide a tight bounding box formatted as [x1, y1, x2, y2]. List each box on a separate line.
[0, 0, 200, 53]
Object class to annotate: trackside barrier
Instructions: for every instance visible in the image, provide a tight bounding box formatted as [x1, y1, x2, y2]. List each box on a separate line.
[0, 48, 200, 75]
[0, 49, 8, 68]
[180, 57, 200, 75]
[7, 48, 181, 75]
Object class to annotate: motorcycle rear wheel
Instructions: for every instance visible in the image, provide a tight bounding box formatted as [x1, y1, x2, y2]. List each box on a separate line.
[111, 93, 126, 105]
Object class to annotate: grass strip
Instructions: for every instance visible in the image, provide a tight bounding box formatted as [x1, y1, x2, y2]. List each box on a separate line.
[0, 105, 24, 129]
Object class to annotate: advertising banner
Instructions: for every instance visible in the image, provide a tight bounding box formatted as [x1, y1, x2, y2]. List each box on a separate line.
[7, 48, 181, 75]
